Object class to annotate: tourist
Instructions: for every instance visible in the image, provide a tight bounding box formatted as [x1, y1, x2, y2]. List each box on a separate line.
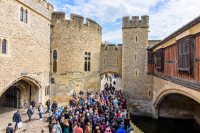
[117, 125, 126, 133]
[124, 114, 130, 130]
[31, 98, 36, 112]
[27, 105, 34, 122]
[72, 122, 77, 133]
[63, 119, 69, 133]
[64, 107, 69, 119]
[75, 123, 83, 133]
[46, 99, 51, 113]
[73, 91, 77, 99]
[111, 123, 116, 133]
[47, 120, 53, 133]
[51, 101, 58, 113]
[54, 110, 60, 120]
[80, 117, 86, 133]
[52, 120, 62, 133]
[38, 103, 43, 120]
[68, 116, 73, 133]
[6, 123, 17, 133]
[85, 122, 90, 133]
[88, 88, 91, 95]
[12, 110, 22, 129]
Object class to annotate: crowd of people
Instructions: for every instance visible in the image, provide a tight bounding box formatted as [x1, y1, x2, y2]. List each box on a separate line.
[8, 74, 133, 133]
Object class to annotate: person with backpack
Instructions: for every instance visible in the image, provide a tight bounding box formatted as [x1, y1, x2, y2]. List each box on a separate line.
[52, 120, 62, 133]
[38, 103, 43, 120]
[45, 99, 51, 113]
[6, 123, 16, 133]
[27, 105, 34, 122]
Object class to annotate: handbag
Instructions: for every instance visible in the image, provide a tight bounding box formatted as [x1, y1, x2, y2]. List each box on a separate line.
[17, 122, 22, 128]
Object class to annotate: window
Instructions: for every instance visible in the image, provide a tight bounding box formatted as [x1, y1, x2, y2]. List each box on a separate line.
[148, 52, 154, 63]
[24, 10, 27, 23]
[2, 40, 6, 54]
[135, 70, 138, 77]
[178, 41, 189, 71]
[53, 50, 57, 60]
[84, 52, 91, 71]
[88, 53, 90, 61]
[53, 60, 57, 72]
[88, 61, 90, 71]
[20, 8, 23, 21]
[135, 54, 137, 61]
[84, 61, 87, 71]
[85, 52, 87, 60]
[53, 50, 57, 73]
[136, 36, 137, 42]
[156, 48, 165, 70]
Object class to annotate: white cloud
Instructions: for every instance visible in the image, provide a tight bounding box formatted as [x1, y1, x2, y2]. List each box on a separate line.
[52, 0, 200, 43]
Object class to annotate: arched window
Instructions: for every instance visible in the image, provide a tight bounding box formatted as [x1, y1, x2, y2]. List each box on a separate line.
[24, 10, 28, 23]
[84, 61, 87, 71]
[53, 60, 57, 72]
[88, 61, 90, 71]
[2, 40, 6, 54]
[53, 50, 57, 60]
[85, 52, 87, 60]
[20, 8, 23, 21]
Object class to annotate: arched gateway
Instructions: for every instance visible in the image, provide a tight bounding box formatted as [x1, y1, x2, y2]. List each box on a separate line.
[0, 76, 42, 109]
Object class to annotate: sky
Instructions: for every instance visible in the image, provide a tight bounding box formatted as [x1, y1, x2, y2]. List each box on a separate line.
[48, 0, 200, 44]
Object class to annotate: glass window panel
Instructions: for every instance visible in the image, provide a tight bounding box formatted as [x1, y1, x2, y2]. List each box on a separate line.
[53, 50, 57, 60]
[20, 8, 23, 21]
[2, 40, 6, 54]
[88, 53, 90, 60]
[24, 10, 27, 23]
[84, 61, 87, 71]
[85, 52, 87, 60]
[53, 60, 57, 72]
[88, 61, 90, 71]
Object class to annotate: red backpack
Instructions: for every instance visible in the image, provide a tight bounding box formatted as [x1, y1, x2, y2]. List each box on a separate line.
[102, 122, 105, 130]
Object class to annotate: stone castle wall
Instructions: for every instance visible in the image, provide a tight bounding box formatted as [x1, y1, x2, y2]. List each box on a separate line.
[122, 16, 154, 116]
[0, 0, 53, 107]
[100, 44, 122, 76]
[51, 12, 102, 104]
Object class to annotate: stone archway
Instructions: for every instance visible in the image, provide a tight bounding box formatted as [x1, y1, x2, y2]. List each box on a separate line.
[153, 88, 200, 124]
[0, 76, 42, 109]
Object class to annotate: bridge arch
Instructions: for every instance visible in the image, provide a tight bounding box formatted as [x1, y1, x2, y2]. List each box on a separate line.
[100, 71, 122, 77]
[154, 88, 200, 108]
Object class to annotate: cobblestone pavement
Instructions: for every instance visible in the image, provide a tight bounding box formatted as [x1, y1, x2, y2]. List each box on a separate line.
[0, 107, 50, 133]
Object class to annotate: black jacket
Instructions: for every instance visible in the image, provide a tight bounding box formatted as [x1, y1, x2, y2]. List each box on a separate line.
[51, 103, 57, 109]
[68, 119, 73, 132]
[32, 100, 35, 107]
[13, 112, 22, 123]
[46, 100, 50, 106]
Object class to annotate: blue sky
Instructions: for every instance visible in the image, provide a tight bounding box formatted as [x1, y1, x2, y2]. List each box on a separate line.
[48, 0, 200, 44]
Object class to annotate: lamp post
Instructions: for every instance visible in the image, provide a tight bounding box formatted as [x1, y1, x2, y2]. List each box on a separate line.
[50, 24, 54, 102]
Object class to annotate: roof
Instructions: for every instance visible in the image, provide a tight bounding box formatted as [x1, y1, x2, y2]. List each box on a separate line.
[149, 15, 200, 50]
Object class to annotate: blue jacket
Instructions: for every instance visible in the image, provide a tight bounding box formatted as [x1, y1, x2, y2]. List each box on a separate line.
[117, 128, 126, 133]
[89, 99, 93, 105]
[54, 112, 60, 117]
[13, 112, 22, 123]
[27, 108, 34, 117]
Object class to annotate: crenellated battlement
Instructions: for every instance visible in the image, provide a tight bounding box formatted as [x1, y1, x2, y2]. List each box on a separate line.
[52, 12, 102, 34]
[17, 0, 54, 20]
[122, 15, 149, 28]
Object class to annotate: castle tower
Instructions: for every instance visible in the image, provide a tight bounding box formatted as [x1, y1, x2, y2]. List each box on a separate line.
[122, 16, 154, 115]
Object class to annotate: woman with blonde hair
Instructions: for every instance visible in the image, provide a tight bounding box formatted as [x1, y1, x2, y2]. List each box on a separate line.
[80, 117, 86, 133]
[63, 119, 69, 133]
[72, 122, 77, 133]
[85, 122, 91, 133]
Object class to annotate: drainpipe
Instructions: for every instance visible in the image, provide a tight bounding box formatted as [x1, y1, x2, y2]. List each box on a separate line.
[50, 24, 54, 102]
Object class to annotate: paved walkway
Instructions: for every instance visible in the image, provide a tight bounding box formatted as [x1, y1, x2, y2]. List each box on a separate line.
[100, 74, 122, 91]
[0, 107, 50, 133]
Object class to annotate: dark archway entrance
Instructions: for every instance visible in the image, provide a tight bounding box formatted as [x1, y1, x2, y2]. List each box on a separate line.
[5, 86, 20, 108]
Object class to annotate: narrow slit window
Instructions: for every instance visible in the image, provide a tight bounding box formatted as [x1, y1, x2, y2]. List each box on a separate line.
[20, 8, 23, 21]
[24, 10, 27, 23]
[53, 60, 57, 73]
[2, 40, 6, 54]
[135, 54, 137, 61]
[53, 50, 57, 60]
[136, 36, 137, 42]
